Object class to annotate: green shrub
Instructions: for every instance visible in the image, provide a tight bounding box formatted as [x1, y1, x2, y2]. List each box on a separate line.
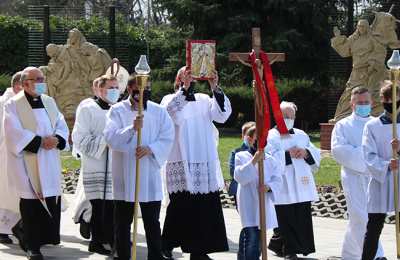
[0, 73, 11, 93]
[0, 16, 41, 74]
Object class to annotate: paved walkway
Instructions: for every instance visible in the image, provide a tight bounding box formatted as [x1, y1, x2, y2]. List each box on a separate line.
[0, 195, 396, 260]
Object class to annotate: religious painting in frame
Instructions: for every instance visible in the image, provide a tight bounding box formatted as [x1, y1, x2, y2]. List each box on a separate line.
[186, 40, 216, 80]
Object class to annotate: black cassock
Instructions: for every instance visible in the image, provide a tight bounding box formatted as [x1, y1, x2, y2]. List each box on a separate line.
[20, 196, 61, 251]
[268, 201, 315, 256]
[162, 191, 229, 255]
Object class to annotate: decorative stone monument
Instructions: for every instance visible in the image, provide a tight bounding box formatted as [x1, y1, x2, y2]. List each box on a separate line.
[40, 28, 112, 129]
[320, 7, 400, 150]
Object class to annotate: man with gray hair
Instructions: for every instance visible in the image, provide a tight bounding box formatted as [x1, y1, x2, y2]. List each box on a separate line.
[331, 87, 385, 260]
[3, 66, 69, 260]
[0, 71, 23, 244]
[267, 101, 320, 260]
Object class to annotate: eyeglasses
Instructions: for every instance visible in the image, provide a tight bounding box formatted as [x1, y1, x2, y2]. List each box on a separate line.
[25, 77, 45, 83]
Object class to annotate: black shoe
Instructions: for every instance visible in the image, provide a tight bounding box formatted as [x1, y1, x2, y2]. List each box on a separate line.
[26, 250, 43, 260]
[268, 243, 283, 257]
[88, 241, 111, 255]
[0, 233, 12, 244]
[375, 258, 388, 260]
[161, 249, 173, 259]
[190, 254, 213, 260]
[160, 252, 175, 260]
[284, 254, 298, 260]
[12, 222, 26, 252]
[79, 220, 91, 239]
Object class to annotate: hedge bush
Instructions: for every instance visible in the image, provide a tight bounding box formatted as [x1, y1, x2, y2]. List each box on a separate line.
[0, 73, 11, 93]
[0, 16, 40, 74]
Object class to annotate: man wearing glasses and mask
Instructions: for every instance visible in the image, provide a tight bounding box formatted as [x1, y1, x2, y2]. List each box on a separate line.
[3, 67, 69, 260]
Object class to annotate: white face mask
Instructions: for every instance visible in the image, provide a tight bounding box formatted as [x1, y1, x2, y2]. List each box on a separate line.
[284, 118, 295, 130]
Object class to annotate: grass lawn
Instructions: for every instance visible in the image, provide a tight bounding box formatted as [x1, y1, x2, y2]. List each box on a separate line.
[62, 131, 341, 187]
[61, 151, 80, 172]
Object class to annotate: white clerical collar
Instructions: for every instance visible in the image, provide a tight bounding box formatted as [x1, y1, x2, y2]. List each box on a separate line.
[351, 112, 371, 122]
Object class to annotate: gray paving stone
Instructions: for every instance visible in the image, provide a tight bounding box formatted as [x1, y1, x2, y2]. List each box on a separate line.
[0, 195, 396, 260]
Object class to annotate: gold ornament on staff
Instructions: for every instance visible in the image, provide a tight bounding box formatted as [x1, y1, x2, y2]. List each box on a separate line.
[131, 55, 151, 260]
[387, 49, 400, 258]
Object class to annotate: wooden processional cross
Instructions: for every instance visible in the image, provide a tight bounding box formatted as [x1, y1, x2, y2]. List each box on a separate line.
[229, 28, 285, 260]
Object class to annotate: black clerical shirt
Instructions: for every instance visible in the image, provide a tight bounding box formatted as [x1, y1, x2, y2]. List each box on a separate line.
[23, 92, 66, 153]
[96, 98, 111, 110]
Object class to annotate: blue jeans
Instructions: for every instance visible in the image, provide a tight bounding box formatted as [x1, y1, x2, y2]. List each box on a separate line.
[237, 227, 260, 260]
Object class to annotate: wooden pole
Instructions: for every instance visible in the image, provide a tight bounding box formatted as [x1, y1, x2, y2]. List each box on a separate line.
[131, 74, 148, 260]
[258, 157, 268, 259]
[253, 80, 268, 260]
[391, 69, 400, 259]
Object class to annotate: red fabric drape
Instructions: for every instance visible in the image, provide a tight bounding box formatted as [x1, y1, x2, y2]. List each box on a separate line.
[260, 51, 288, 135]
[249, 50, 288, 149]
[249, 51, 270, 149]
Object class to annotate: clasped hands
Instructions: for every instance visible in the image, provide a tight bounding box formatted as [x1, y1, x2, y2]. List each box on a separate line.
[288, 147, 308, 159]
[41, 136, 58, 150]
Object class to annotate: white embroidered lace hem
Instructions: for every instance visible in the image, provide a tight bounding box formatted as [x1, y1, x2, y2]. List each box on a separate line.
[166, 161, 222, 194]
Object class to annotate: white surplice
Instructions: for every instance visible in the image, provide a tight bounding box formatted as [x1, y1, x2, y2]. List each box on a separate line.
[72, 98, 112, 201]
[104, 99, 174, 202]
[331, 113, 384, 260]
[234, 151, 282, 230]
[71, 97, 97, 223]
[362, 114, 400, 213]
[3, 95, 69, 199]
[266, 128, 320, 205]
[0, 88, 20, 233]
[161, 90, 232, 194]
[71, 97, 96, 158]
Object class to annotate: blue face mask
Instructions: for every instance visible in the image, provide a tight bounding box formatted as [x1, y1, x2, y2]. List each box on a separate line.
[355, 104, 371, 117]
[34, 83, 47, 96]
[106, 89, 120, 104]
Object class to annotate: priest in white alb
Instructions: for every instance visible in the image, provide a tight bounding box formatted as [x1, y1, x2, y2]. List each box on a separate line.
[104, 74, 175, 260]
[72, 74, 121, 255]
[331, 87, 384, 260]
[267, 101, 320, 260]
[0, 71, 23, 245]
[160, 67, 231, 260]
[3, 67, 69, 260]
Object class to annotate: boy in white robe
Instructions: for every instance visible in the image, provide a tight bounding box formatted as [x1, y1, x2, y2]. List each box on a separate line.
[228, 121, 256, 207]
[72, 75, 120, 255]
[267, 101, 320, 260]
[331, 87, 385, 260]
[161, 67, 231, 260]
[104, 74, 175, 260]
[234, 126, 282, 260]
[0, 71, 23, 244]
[4, 67, 69, 260]
[361, 81, 400, 260]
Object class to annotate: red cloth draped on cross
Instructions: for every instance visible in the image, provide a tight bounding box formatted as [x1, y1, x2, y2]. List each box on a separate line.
[249, 49, 288, 149]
